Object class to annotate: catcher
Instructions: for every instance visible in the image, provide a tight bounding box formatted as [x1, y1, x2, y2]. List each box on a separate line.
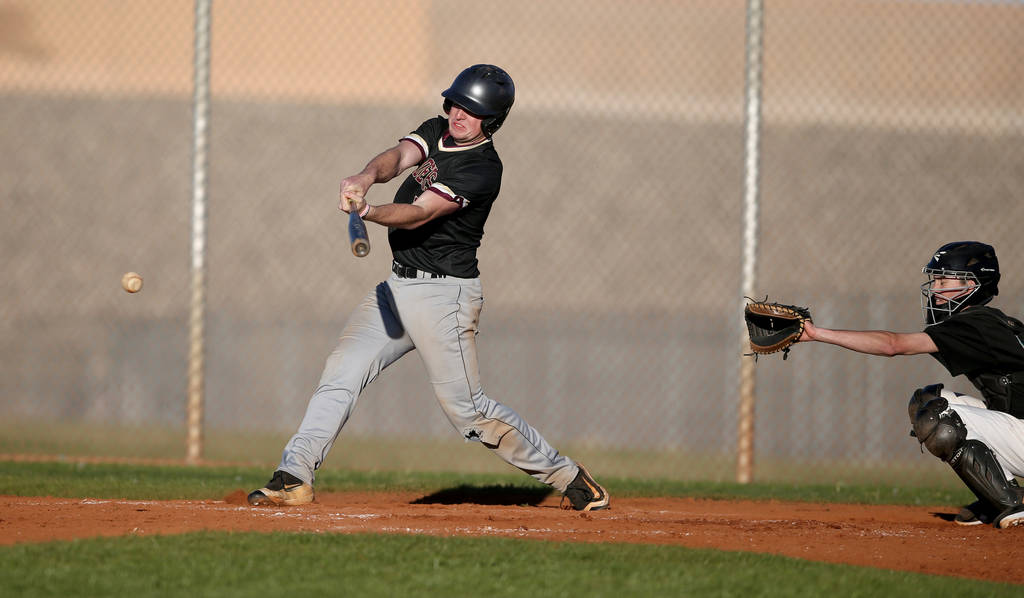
[748, 241, 1024, 528]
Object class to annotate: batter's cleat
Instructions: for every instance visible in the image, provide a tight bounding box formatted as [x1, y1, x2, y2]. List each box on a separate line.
[247, 470, 314, 506]
[561, 464, 610, 512]
[995, 506, 1024, 529]
[954, 501, 995, 526]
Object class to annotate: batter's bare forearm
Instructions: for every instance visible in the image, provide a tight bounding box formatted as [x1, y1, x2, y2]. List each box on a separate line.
[363, 203, 432, 229]
[359, 147, 406, 184]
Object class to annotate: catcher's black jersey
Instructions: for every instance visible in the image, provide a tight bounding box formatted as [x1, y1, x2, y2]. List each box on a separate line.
[925, 305, 1024, 416]
[388, 116, 502, 278]
[925, 306, 1024, 376]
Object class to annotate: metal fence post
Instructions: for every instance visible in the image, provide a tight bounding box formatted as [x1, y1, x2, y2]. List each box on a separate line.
[738, 0, 764, 484]
[187, 0, 211, 464]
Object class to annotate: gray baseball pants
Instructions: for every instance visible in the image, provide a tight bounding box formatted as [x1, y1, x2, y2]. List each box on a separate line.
[277, 273, 579, 492]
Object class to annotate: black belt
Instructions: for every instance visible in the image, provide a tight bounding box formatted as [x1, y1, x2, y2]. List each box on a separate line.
[392, 261, 446, 279]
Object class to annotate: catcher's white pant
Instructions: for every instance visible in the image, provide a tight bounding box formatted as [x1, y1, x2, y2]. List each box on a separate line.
[943, 389, 1024, 479]
[277, 273, 579, 492]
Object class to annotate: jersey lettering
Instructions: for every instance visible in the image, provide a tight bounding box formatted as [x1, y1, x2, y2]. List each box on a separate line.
[412, 159, 439, 191]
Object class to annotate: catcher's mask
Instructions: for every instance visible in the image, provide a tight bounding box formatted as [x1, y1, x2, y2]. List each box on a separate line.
[921, 241, 999, 325]
[441, 64, 515, 138]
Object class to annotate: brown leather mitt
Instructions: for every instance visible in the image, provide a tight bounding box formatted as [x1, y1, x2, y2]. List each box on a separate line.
[744, 299, 812, 359]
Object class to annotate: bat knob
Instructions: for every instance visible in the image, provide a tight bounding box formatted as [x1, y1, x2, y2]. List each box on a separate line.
[352, 240, 370, 257]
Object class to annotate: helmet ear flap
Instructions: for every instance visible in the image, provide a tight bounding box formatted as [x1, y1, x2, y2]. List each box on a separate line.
[481, 114, 503, 138]
[442, 99, 452, 114]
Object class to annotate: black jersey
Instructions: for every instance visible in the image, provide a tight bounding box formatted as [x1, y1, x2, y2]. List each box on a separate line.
[924, 305, 1024, 417]
[388, 116, 502, 278]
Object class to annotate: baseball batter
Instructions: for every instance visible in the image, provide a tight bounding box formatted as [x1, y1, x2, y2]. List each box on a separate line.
[799, 241, 1024, 528]
[248, 65, 609, 512]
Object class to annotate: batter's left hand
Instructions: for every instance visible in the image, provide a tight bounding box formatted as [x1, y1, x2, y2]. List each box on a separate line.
[339, 175, 370, 213]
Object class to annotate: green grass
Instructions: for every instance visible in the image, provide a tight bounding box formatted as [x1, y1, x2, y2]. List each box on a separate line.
[2, 531, 1017, 598]
[0, 418, 960, 487]
[0, 460, 975, 506]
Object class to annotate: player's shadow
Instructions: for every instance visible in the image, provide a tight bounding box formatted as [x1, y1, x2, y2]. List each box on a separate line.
[930, 511, 958, 523]
[410, 484, 554, 507]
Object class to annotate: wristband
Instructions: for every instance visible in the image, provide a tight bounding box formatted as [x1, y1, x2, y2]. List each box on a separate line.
[359, 203, 371, 218]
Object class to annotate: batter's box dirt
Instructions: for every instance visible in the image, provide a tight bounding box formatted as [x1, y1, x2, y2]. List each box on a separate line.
[1, 493, 1021, 585]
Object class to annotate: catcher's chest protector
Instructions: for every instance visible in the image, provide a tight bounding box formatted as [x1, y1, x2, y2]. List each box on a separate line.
[968, 372, 1024, 419]
[968, 315, 1024, 418]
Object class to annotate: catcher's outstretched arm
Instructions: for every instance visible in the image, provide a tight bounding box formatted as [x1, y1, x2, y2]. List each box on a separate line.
[801, 322, 937, 356]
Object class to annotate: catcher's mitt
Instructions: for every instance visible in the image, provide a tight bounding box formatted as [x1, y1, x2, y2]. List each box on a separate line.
[744, 298, 812, 359]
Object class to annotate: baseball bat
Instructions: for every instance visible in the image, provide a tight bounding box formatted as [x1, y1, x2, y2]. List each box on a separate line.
[347, 199, 370, 258]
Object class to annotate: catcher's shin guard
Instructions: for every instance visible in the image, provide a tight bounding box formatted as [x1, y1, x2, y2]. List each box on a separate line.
[949, 440, 1023, 526]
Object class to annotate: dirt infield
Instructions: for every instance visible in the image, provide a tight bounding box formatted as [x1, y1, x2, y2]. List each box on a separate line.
[3, 492, 1022, 585]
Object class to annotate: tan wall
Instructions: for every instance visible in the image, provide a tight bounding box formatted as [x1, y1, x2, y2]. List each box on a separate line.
[0, 1, 194, 96]
[0, 0, 431, 102]
[764, 0, 1023, 127]
[1, 1, 1020, 126]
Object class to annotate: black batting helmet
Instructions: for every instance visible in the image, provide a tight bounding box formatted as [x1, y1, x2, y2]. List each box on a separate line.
[441, 64, 515, 138]
[920, 241, 1000, 325]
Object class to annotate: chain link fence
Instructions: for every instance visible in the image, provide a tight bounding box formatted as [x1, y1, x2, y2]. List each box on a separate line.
[2, 0, 1022, 485]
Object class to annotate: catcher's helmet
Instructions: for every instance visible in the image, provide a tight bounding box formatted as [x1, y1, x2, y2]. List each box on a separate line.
[921, 241, 1000, 325]
[441, 64, 515, 138]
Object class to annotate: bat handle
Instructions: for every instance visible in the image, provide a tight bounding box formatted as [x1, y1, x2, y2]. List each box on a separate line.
[346, 198, 371, 258]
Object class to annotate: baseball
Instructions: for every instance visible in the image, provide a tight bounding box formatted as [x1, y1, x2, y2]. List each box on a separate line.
[121, 271, 143, 293]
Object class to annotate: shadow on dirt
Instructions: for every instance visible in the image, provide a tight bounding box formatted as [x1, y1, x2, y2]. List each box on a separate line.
[411, 484, 555, 506]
